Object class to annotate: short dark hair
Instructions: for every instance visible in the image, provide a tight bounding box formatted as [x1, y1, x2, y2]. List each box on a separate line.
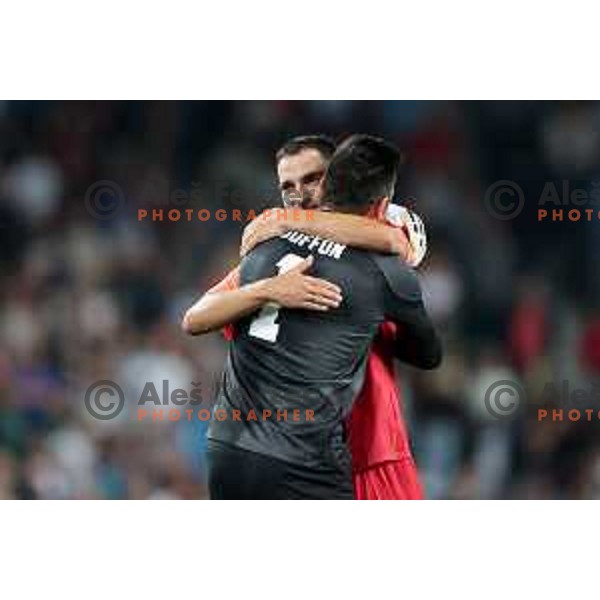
[275, 135, 336, 164]
[323, 134, 400, 211]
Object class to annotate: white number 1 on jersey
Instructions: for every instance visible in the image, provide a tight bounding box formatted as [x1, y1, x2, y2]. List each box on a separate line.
[248, 253, 306, 343]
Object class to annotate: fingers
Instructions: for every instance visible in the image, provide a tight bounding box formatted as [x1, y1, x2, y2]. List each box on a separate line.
[240, 224, 268, 257]
[306, 284, 342, 305]
[240, 222, 258, 257]
[305, 294, 340, 309]
[301, 287, 343, 310]
[283, 262, 343, 309]
[299, 301, 330, 311]
[241, 216, 287, 257]
[240, 237, 253, 257]
[299, 280, 343, 310]
[304, 276, 341, 296]
[240, 237, 250, 257]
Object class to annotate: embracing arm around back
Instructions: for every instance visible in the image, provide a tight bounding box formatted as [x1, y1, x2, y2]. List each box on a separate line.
[181, 257, 342, 336]
[240, 208, 411, 259]
[375, 254, 442, 370]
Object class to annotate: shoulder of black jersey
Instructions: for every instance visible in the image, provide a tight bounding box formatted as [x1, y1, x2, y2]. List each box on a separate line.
[369, 253, 422, 303]
[241, 237, 285, 264]
[239, 237, 287, 283]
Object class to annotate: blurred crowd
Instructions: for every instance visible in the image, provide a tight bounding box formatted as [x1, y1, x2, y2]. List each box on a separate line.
[1, 100, 600, 499]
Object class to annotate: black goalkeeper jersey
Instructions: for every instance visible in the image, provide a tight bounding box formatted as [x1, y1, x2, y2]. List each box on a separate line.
[207, 230, 431, 475]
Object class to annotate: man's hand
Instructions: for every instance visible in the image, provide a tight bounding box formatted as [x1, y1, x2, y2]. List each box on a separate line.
[240, 209, 289, 257]
[181, 255, 341, 335]
[262, 255, 342, 311]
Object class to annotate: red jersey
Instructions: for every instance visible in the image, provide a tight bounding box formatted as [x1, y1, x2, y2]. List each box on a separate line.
[346, 321, 413, 470]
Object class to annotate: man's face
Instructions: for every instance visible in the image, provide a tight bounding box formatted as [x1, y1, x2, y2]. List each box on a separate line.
[277, 148, 328, 210]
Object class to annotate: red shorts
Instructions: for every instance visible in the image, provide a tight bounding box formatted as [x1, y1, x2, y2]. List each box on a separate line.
[353, 458, 424, 500]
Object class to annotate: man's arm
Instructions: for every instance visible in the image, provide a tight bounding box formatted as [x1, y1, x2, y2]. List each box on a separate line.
[241, 208, 410, 258]
[182, 269, 272, 336]
[390, 307, 442, 370]
[375, 255, 442, 370]
[181, 257, 342, 336]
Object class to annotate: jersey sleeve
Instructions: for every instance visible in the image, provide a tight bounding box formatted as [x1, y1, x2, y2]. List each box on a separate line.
[373, 254, 424, 319]
[207, 267, 240, 341]
[373, 254, 442, 369]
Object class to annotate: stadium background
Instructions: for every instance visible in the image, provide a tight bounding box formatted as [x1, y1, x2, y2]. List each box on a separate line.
[0, 100, 599, 499]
